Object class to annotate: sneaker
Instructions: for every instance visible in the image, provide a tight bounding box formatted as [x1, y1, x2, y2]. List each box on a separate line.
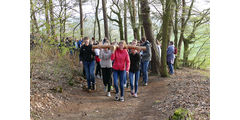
[111, 86, 114, 91]
[133, 93, 138, 98]
[120, 96, 124, 102]
[144, 83, 148, 86]
[115, 94, 119, 101]
[107, 92, 111, 97]
[130, 90, 134, 96]
[124, 84, 127, 88]
[104, 86, 107, 92]
[87, 89, 92, 92]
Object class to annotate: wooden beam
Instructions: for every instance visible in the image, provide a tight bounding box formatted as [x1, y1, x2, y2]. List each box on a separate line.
[92, 45, 146, 50]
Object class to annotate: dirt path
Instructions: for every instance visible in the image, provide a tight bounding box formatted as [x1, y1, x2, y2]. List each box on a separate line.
[32, 68, 209, 120]
[41, 75, 169, 120]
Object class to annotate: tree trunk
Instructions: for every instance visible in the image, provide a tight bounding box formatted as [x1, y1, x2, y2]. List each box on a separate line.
[96, 0, 101, 41]
[160, 0, 172, 77]
[30, 0, 39, 34]
[183, 40, 190, 66]
[128, 0, 140, 40]
[138, 0, 145, 38]
[102, 0, 109, 39]
[124, 0, 128, 42]
[173, 0, 179, 69]
[140, 0, 161, 75]
[49, 0, 55, 39]
[118, 15, 124, 41]
[63, 0, 67, 40]
[44, 0, 50, 38]
[79, 0, 83, 37]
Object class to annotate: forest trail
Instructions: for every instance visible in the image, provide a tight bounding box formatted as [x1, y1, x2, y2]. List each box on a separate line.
[42, 75, 168, 120]
[31, 68, 209, 120]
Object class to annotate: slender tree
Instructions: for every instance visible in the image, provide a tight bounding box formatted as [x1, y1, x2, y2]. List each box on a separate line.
[44, 0, 50, 37]
[49, 0, 56, 39]
[102, 0, 109, 39]
[79, 0, 83, 37]
[96, 0, 101, 41]
[128, 0, 140, 40]
[107, 0, 124, 41]
[160, 0, 173, 77]
[30, 0, 39, 34]
[124, 0, 128, 42]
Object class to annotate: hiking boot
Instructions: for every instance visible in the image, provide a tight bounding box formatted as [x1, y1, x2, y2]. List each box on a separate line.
[133, 93, 138, 98]
[115, 94, 120, 101]
[107, 92, 111, 97]
[120, 96, 124, 102]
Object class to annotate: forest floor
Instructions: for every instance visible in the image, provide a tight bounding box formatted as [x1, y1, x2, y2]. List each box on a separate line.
[30, 67, 210, 120]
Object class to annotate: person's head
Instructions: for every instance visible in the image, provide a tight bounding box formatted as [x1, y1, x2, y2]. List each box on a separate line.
[103, 40, 110, 51]
[118, 40, 126, 50]
[83, 37, 89, 46]
[132, 39, 137, 46]
[169, 41, 174, 45]
[141, 37, 146, 42]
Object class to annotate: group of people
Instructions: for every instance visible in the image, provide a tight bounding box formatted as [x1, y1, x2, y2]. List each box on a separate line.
[77, 36, 152, 102]
[74, 36, 176, 102]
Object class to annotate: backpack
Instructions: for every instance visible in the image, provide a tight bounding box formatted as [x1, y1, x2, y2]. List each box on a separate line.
[174, 47, 177, 54]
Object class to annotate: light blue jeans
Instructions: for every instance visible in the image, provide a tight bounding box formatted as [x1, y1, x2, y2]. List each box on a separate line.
[129, 70, 140, 94]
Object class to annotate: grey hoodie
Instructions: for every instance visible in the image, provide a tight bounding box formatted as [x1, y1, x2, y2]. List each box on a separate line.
[141, 40, 152, 61]
[99, 49, 112, 68]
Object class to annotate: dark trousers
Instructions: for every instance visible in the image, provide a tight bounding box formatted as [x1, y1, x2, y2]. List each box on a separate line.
[101, 68, 112, 92]
[95, 62, 101, 77]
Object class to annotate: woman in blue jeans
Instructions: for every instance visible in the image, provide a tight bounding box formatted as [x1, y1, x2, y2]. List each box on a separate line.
[129, 40, 141, 97]
[111, 41, 130, 102]
[79, 37, 96, 92]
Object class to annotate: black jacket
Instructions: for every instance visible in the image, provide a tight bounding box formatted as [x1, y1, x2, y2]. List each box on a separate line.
[129, 52, 141, 73]
[79, 44, 95, 62]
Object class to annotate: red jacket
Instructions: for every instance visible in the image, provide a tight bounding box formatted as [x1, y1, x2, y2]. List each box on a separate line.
[111, 48, 130, 72]
[95, 56, 101, 62]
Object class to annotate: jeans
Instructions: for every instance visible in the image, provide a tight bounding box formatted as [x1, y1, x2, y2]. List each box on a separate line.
[123, 70, 127, 85]
[83, 61, 95, 89]
[167, 62, 174, 74]
[129, 70, 140, 94]
[102, 68, 112, 92]
[113, 69, 125, 97]
[141, 61, 149, 84]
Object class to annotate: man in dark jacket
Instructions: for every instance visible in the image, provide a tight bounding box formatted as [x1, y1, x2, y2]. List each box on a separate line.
[140, 37, 152, 86]
[80, 37, 96, 92]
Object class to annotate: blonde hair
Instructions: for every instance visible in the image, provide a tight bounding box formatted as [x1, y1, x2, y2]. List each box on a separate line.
[119, 40, 126, 46]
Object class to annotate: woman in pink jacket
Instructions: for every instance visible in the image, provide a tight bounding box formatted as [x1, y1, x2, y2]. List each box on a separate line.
[111, 40, 130, 102]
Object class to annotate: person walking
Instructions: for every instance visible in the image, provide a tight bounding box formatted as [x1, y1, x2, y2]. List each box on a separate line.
[99, 40, 113, 97]
[167, 41, 175, 75]
[111, 40, 130, 102]
[79, 37, 96, 92]
[140, 37, 152, 86]
[129, 40, 141, 98]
